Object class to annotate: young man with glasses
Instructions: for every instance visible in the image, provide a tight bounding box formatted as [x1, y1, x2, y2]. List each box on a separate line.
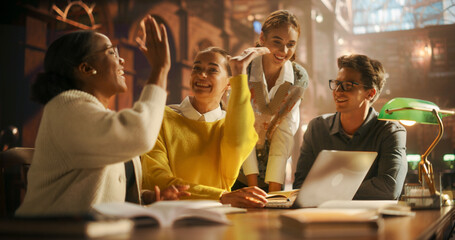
[293, 54, 407, 200]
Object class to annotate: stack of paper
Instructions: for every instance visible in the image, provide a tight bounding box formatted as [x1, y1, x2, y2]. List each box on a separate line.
[280, 200, 414, 238]
[280, 208, 381, 238]
[318, 200, 414, 216]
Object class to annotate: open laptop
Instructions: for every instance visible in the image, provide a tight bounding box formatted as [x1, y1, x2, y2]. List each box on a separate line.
[266, 150, 378, 208]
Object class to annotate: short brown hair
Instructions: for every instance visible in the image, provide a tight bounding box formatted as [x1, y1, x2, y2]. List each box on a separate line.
[337, 54, 386, 103]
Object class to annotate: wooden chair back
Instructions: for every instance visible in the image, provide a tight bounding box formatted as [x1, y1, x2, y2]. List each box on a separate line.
[0, 147, 34, 218]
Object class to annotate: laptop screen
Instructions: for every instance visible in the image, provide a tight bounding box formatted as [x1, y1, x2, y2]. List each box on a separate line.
[294, 150, 377, 208]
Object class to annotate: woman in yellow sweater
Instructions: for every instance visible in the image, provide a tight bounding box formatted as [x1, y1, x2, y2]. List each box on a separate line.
[142, 47, 269, 208]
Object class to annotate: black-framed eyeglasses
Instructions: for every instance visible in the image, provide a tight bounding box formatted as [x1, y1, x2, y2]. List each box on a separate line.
[328, 79, 362, 92]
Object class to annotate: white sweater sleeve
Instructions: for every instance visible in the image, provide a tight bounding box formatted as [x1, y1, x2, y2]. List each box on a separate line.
[264, 99, 300, 184]
[47, 84, 166, 169]
[242, 148, 259, 176]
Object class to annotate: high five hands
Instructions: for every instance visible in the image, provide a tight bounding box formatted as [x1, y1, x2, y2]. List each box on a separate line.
[229, 47, 270, 76]
[136, 15, 170, 89]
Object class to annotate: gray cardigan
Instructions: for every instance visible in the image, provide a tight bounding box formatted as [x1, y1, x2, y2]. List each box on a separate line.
[293, 108, 407, 200]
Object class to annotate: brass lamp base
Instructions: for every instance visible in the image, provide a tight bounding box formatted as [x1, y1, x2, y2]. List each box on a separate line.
[379, 99, 455, 209]
[402, 183, 453, 209]
[402, 195, 440, 210]
[440, 192, 453, 206]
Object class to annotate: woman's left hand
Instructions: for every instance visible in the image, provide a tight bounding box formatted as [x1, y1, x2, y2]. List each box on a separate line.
[229, 47, 270, 76]
[141, 185, 191, 204]
[156, 185, 191, 201]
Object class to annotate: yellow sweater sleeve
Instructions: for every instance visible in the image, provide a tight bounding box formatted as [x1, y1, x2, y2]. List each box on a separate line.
[220, 74, 258, 184]
[142, 74, 257, 200]
[141, 127, 226, 199]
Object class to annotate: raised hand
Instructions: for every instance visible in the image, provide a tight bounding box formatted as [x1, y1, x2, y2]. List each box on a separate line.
[136, 15, 170, 89]
[229, 47, 270, 76]
[220, 186, 268, 208]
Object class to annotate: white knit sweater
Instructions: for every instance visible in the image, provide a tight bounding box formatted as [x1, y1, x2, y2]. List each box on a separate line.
[16, 84, 166, 216]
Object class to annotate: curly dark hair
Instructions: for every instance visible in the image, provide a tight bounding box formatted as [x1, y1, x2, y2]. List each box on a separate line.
[31, 30, 97, 105]
[337, 54, 386, 103]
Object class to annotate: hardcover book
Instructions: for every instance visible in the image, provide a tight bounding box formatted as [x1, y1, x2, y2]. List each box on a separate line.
[280, 208, 383, 238]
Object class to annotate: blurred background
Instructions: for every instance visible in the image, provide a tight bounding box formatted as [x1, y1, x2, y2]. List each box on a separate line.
[0, 0, 454, 186]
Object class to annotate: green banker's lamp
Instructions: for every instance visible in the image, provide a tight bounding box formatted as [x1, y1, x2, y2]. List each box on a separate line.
[378, 98, 454, 207]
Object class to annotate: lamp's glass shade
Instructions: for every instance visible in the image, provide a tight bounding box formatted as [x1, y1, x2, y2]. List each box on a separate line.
[378, 98, 444, 125]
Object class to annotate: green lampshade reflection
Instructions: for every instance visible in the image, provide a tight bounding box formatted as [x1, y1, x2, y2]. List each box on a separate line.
[407, 154, 421, 162]
[444, 154, 455, 161]
[378, 98, 447, 125]
[444, 154, 455, 170]
[407, 154, 420, 171]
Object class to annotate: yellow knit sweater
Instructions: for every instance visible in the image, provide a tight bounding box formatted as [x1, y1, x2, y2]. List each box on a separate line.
[142, 74, 258, 199]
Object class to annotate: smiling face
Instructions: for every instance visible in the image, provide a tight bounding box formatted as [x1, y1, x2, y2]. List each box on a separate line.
[260, 23, 299, 67]
[332, 67, 374, 115]
[83, 33, 126, 97]
[190, 51, 229, 103]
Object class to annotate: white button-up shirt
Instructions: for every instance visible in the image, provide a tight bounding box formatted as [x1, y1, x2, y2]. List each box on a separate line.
[242, 56, 301, 185]
[168, 96, 225, 122]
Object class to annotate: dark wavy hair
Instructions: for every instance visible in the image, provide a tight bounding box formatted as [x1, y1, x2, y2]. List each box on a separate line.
[31, 30, 97, 105]
[337, 54, 386, 103]
[256, 10, 300, 61]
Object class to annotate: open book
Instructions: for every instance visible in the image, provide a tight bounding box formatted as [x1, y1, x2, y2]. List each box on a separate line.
[93, 200, 234, 228]
[280, 208, 382, 238]
[265, 190, 299, 208]
[267, 189, 299, 200]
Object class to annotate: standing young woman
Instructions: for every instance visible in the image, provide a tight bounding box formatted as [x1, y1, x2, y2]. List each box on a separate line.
[141, 47, 271, 208]
[234, 10, 309, 192]
[16, 16, 188, 217]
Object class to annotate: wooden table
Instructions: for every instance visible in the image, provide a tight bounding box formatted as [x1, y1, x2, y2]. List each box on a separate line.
[1, 206, 454, 239]
[130, 206, 455, 240]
